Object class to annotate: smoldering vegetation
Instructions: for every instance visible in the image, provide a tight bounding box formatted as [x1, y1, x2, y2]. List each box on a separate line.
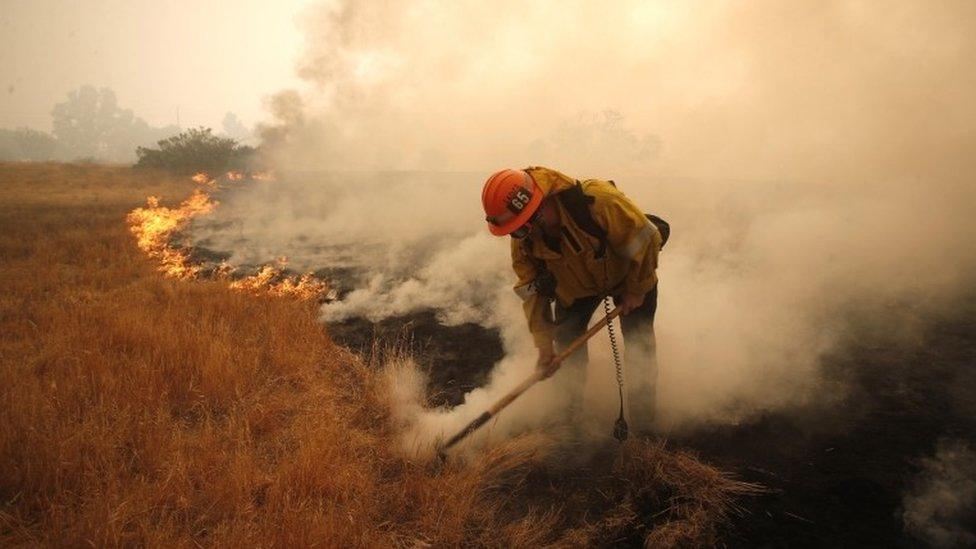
[185, 167, 976, 459]
[188, 171, 494, 315]
[902, 440, 976, 547]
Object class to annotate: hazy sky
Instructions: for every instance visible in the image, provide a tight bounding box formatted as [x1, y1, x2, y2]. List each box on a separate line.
[0, 0, 312, 131]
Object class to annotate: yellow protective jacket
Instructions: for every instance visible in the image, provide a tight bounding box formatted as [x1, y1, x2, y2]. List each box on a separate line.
[512, 166, 662, 348]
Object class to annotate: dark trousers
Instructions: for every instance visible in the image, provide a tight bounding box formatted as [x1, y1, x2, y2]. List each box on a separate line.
[551, 285, 658, 428]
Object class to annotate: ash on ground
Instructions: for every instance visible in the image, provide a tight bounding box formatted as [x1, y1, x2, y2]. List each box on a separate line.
[327, 309, 504, 408]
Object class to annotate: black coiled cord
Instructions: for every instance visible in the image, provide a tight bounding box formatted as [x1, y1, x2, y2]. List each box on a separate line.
[605, 296, 628, 441]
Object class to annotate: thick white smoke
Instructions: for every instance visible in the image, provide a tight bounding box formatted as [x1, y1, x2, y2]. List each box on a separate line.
[188, 1, 976, 448]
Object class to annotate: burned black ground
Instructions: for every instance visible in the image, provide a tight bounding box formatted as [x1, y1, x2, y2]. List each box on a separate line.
[327, 309, 504, 407]
[675, 300, 976, 547]
[326, 298, 976, 546]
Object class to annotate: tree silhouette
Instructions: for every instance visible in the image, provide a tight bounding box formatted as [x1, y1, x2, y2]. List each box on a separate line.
[221, 112, 253, 144]
[51, 86, 177, 162]
[0, 128, 60, 161]
[527, 110, 661, 173]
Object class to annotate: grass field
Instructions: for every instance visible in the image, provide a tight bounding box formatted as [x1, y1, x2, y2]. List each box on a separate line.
[0, 163, 752, 547]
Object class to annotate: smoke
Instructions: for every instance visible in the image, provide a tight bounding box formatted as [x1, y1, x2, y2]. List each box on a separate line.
[260, 1, 976, 181]
[902, 439, 976, 547]
[187, 1, 976, 446]
[651, 177, 975, 424]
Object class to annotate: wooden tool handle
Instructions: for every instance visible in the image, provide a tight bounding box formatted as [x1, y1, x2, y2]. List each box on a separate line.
[440, 305, 621, 451]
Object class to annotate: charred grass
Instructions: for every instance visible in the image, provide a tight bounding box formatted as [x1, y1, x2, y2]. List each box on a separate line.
[0, 163, 755, 546]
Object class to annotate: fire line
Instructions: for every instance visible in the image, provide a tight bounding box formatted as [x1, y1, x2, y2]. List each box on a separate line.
[126, 172, 330, 301]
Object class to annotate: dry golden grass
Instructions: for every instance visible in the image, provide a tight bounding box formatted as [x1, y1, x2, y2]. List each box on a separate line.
[0, 163, 756, 547]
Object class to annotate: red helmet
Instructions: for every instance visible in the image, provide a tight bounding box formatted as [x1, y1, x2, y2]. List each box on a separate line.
[481, 169, 543, 236]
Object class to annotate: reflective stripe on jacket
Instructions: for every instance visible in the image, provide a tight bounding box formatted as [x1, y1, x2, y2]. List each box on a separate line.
[511, 166, 662, 348]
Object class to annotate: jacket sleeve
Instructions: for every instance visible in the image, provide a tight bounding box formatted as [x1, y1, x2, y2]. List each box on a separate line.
[511, 239, 555, 349]
[591, 187, 661, 297]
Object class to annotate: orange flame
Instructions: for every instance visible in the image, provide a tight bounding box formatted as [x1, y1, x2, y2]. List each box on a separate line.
[127, 172, 329, 301]
[228, 266, 330, 300]
[126, 190, 216, 279]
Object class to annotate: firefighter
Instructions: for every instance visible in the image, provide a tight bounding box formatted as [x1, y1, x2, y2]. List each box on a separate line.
[481, 166, 664, 432]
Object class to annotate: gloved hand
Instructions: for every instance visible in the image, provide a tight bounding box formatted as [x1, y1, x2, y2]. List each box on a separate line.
[534, 270, 557, 299]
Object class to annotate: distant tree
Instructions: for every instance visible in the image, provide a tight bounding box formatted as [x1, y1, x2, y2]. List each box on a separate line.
[222, 112, 253, 144]
[135, 127, 255, 174]
[51, 85, 177, 162]
[527, 110, 661, 173]
[0, 128, 60, 161]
